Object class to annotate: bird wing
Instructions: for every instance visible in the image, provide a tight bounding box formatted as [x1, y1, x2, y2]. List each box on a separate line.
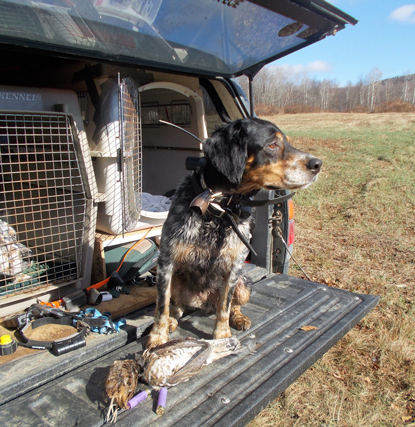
[149, 338, 208, 357]
[166, 345, 214, 385]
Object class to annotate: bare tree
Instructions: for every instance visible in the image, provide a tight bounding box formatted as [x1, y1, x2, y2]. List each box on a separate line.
[238, 65, 414, 113]
[367, 68, 383, 110]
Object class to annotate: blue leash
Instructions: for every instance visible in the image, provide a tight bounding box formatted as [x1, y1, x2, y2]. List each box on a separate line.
[76, 308, 126, 334]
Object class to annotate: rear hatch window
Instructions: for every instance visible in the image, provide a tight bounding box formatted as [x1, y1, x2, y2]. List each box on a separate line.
[0, 0, 356, 77]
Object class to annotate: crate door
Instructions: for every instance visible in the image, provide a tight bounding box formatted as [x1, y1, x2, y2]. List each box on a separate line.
[119, 77, 142, 232]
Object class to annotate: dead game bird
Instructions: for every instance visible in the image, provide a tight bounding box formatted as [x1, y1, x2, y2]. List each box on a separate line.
[139, 336, 242, 388]
[105, 359, 140, 410]
[105, 337, 242, 420]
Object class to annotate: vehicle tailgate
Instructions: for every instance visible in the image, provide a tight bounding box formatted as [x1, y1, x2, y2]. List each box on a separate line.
[0, 272, 378, 427]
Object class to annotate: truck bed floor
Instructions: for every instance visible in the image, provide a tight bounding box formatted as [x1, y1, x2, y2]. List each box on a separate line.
[0, 273, 378, 427]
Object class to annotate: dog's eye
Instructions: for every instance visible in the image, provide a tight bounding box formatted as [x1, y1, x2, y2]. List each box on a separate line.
[268, 141, 280, 150]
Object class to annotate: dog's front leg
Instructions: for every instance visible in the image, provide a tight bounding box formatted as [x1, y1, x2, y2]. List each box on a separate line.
[146, 262, 177, 349]
[213, 277, 234, 339]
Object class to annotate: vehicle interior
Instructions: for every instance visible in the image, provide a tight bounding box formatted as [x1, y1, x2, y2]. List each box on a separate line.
[0, 0, 357, 315]
[0, 50, 251, 315]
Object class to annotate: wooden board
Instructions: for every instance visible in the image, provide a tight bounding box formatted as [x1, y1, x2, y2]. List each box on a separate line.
[85, 284, 157, 319]
[0, 285, 157, 367]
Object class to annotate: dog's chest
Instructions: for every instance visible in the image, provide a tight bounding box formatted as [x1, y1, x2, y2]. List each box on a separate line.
[171, 214, 251, 276]
[191, 213, 251, 249]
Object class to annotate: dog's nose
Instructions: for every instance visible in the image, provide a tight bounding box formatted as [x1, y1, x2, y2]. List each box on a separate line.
[306, 157, 322, 173]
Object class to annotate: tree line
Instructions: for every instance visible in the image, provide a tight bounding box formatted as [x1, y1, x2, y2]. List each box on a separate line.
[238, 67, 415, 113]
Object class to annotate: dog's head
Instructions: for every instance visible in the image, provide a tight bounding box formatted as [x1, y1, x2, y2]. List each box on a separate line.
[203, 118, 322, 193]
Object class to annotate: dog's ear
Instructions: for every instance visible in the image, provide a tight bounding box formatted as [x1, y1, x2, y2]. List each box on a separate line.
[203, 121, 248, 184]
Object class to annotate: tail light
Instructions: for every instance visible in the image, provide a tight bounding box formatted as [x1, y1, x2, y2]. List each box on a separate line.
[288, 198, 294, 220]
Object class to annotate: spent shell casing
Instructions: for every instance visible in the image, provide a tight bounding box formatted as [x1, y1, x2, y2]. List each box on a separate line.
[127, 389, 150, 409]
[156, 387, 168, 415]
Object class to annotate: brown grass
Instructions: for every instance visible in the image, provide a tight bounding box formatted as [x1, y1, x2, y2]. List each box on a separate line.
[374, 101, 415, 113]
[249, 112, 415, 427]
[283, 104, 321, 114]
[255, 104, 284, 116]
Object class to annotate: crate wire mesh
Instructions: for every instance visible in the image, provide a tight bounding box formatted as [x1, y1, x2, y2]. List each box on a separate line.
[141, 102, 192, 127]
[119, 77, 142, 232]
[0, 112, 88, 298]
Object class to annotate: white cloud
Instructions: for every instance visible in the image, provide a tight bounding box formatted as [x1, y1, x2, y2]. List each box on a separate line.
[390, 4, 415, 22]
[273, 60, 333, 75]
[306, 60, 333, 73]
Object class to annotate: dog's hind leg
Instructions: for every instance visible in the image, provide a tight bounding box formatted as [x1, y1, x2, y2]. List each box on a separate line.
[230, 305, 251, 331]
[230, 277, 252, 331]
[170, 305, 184, 320]
[213, 258, 252, 338]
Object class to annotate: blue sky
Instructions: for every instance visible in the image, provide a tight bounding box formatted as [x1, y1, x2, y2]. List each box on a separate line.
[270, 1, 415, 87]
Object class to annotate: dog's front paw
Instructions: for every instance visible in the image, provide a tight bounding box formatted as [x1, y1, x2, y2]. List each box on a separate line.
[146, 316, 179, 349]
[213, 321, 232, 339]
[146, 320, 169, 349]
[146, 334, 168, 350]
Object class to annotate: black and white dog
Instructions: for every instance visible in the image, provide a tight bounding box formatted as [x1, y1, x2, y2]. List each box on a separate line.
[147, 118, 322, 348]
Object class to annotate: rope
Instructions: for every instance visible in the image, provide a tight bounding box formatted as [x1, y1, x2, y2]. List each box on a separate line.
[276, 227, 312, 281]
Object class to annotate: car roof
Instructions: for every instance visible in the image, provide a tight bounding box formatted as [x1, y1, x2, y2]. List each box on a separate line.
[0, 0, 356, 78]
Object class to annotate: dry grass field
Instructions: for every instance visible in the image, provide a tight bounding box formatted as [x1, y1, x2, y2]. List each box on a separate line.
[249, 113, 415, 426]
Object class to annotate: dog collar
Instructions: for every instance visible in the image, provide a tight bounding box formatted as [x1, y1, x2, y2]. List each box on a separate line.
[190, 171, 295, 215]
[190, 171, 295, 256]
[15, 304, 107, 356]
[19, 316, 89, 355]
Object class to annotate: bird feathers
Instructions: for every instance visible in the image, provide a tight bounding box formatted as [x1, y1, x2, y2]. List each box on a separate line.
[105, 337, 242, 416]
[105, 359, 140, 409]
[140, 337, 242, 387]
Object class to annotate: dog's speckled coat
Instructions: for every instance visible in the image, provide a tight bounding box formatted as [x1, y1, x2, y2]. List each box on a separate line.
[147, 118, 322, 349]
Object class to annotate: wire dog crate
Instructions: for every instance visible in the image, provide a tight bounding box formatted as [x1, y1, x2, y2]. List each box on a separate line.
[0, 112, 89, 299]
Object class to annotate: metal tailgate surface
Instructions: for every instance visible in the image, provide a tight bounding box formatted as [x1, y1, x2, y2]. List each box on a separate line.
[0, 273, 378, 427]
